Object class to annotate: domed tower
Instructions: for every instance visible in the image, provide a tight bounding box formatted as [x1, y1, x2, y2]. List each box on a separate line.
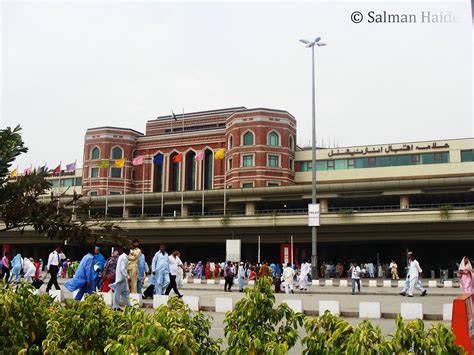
[83, 126, 143, 196]
[225, 108, 296, 188]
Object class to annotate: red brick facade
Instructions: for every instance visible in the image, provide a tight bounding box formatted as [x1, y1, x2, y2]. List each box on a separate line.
[82, 107, 296, 195]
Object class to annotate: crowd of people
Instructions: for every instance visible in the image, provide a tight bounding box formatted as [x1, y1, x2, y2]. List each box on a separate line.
[2, 245, 473, 306]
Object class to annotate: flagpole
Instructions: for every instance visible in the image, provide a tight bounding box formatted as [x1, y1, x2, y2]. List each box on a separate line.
[141, 160, 145, 216]
[223, 158, 227, 216]
[105, 163, 109, 216]
[89, 163, 92, 217]
[201, 159, 205, 216]
[180, 160, 184, 216]
[122, 162, 127, 218]
[160, 160, 164, 217]
[57, 160, 62, 197]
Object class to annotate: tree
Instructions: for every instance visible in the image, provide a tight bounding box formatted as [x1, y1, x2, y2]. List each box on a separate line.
[0, 125, 126, 246]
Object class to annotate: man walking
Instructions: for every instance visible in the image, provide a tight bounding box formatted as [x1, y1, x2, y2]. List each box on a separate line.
[110, 248, 132, 311]
[1, 252, 11, 281]
[349, 262, 361, 295]
[282, 263, 295, 294]
[46, 246, 63, 292]
[406, 254, 427, 297]
[237, 262, 245, 292]
[299, 259, 310, 291]
[389, 260, 399, 280]
[224, 261, 234, 292]
[137, 252, 147, 294]
[151, 244, 170, 295]
[64, 246, 95, 301]
[128, 239, 142, 294]
[165, 250, 184, 297]
[93, 246, 106, 290]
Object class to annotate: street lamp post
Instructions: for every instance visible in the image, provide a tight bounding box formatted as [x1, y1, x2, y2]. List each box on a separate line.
[300, 37, 326, 279]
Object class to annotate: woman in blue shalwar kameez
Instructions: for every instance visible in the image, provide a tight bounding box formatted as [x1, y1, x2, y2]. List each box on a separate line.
[64, 247, 95, 301]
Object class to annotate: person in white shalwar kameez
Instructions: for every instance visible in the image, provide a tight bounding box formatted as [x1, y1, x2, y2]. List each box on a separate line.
[407, 254, 427, 297]
[282, 263, 295, 294]
[109, 249, 132, 310]
[299, 260, 310, 291]
[23, 257, 36, 283]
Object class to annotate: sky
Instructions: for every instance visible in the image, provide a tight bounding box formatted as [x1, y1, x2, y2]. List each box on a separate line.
[1, 0, 473, 170]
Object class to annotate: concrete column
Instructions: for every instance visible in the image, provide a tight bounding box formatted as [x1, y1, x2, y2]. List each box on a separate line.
[400, 195, 409, 209]
[245, 202, 256, 215]
[319, 198, 329, 213]
[181, 205, 189, 217]
[123, 207, 131, 218]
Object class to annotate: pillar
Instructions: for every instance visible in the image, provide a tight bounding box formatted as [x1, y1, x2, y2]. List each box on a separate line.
[245, 202, 256, 215]
[123, 207, 131, 218]
[319, 198, 329, 213]
[400, 195, 409, 209]
[181, 205, 189, 217]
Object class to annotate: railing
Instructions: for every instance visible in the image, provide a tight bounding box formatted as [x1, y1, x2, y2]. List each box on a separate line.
[99, 202, 474, 220]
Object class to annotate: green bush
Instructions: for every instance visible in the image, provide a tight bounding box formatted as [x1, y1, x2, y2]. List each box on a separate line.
[105, 296, 221, 354]
[224, 277, 304, 354]
[42, 292, 117, 353]
[0, 281, 54, 353]
[302, 312, 465, 355]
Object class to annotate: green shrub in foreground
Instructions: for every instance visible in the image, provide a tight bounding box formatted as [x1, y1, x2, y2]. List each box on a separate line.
[0, 281, 54, 354]
[224, 277, 304, 354]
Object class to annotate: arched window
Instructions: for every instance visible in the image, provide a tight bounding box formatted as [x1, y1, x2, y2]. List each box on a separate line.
[228, 135, 234, 149]
[153, 153, 164, 192]
[243, 131, 254, 146]
[112, 146, 123, 159]
[268, 132, 279, 147]
[91, 147, 100, 160]
[169, 152, 180, 192]
[185, 151, 196, 191]
[289, 136, 294, 150]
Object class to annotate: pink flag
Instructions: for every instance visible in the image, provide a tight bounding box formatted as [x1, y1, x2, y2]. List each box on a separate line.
[133, 156, 144, 166]
[23, 167, 32, 175]
[194, 151, 204, 161]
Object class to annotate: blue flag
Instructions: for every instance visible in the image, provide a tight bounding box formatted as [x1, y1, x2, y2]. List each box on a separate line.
[153, 154, 164, 165]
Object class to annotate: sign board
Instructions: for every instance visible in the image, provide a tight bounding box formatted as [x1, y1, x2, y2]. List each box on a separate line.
[452, 293, 474, 354]
[308, 203, 320, 226]
[226, 240, 241, 262]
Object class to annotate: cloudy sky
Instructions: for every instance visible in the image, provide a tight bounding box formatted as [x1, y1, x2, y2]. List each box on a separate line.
[1, 0, 472, 169]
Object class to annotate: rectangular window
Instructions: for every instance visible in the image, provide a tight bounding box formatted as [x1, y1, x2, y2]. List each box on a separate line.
[301, 162, 312, 171]
[111, 167, 122, 178]
[267, 182, 280, 187]
[242, 155, 254, 167]
[50, 179, 59, 188]
[75, 177, 82, 186]
[368, 157, 376, 168]
[355, 158, 368, 169]
[461, 149, 474, 162]
[109, 191, 121, 195]
[91, 167, 99, 178]
[375, 156, 391, 167]
[61, 178, 74, 187]
[316, 161, 327, 171]
[90, 191, 98, 196]
[327, 160, 335, 170]
[289, 158, 294, 171]
[334, 159, 347, 170]
[347, 159, 355, 169]
[227, 158, 233, 171]
[242, 182, 254, 188]
[421, 153, 448, 164]
[268, 154, 279, 167]
[411, 154, 420, 165]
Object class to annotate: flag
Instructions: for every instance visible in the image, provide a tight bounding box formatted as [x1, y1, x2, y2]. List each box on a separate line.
[115, 158, 125, 168]
[153, 154, 164, 165]
[52, 164, 61, 174]
[39, 165, 48, 173]
[24, 167, 32, 175]
[66, 162, 76, 171]
[214, 148, 225, 160]
[194, 151, 204, 161]
[172, 153, 183, 163]
[9, 169, 17, 178]
[171, 111, 177, 121]
[98, 160, 109, 169]
[133, 156, 144, 166]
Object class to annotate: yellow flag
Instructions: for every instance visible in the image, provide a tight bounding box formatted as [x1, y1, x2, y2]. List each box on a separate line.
[115, 158, 125, 168]
[9, 169, 17, 178]
[214, 148, 225, 160]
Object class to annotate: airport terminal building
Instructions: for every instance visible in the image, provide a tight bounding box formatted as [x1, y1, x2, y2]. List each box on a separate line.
[3, 107, 474, 274]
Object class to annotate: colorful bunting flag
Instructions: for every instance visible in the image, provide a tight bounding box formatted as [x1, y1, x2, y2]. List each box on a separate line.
[172, 153, 183, 163]
[23, 167, 32, 175]
[214, 148, 225, 160]
[98, 160, 109, 169]
[115, 158, 125, 168]
[52, 164, 61, 174]
[133, 156, 144, 166]
[66, 162, 76, 171]
[39, 165, 48, 173]
[9, 169, 17, 178]
[194, 151, 204, 162]
[153, 154, 164, 165]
